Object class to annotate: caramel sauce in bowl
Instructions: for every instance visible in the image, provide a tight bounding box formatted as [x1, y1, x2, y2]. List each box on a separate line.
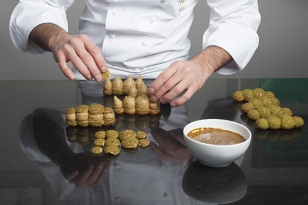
[183, 119, 251, 167]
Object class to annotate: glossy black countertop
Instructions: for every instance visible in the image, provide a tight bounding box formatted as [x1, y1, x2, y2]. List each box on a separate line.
[1, 79, 308, 205]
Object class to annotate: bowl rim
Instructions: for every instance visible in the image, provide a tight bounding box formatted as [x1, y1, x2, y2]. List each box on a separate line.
[183, 119, 251, 147]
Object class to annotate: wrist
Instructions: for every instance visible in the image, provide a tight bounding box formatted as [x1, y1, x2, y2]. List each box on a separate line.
[29, 23, 68, 52]
[192, 46, 232, 74]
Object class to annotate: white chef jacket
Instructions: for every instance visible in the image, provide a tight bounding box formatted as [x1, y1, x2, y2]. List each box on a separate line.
[9, 0, 260, 79]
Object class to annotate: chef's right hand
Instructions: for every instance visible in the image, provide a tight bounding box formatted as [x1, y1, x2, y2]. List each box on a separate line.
[150, 127, 191, 163]
[59, 153, 109, 188]
[51, 33, 107, 82]
[30, 23, 107, 82]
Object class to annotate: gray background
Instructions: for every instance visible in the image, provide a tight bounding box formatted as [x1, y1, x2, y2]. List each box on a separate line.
[1, 0, 308, 80]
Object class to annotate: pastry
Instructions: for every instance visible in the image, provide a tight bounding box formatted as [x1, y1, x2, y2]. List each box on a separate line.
[94, 138, 105, 147]
[101, 69, 111, 80]
[123, 96, 136, 115]
[75, 105, 89, 126]
[112, 76, 123, 95]
[103, 107, 116, 126]
[123, 76, 135, 95]
[128, 86, 138, 98]
[139, 139, 150, 147]
[105, 138, 121, 147]
[113, 95, 124, 114]
[119, 129, 137, 141]
[136, 131, 147, 139]
[88, 103, 104, 127]
[103, 79, 113, 95]
[104, 145, 120, 155]
[91, 146, 103, 155]
[149, 100, 161, 115]
[105, 130, 119, 139]
[65, 107, 77, 126]
[135, 94, 149, 115]
[121, 137, 139, 149]
[95, 130, 106, 139]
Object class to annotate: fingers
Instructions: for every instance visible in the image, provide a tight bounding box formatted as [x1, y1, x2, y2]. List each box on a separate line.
[83, 162, 108, 188]
[56, 34, 107, 82]
[91, 165, 109, 187]
[151, 128, 190, 162]
[169, 128, 186, 145]
[72, 162, 108, 188]
[73, 163, 95, 187]
[150, 142, 180, 163]
[57, 51, 75, 80]
[149, 61, 197, 107]
[65, 170, 79, 181]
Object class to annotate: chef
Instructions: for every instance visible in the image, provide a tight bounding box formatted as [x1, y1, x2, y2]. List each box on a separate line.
[9, 0, 261, 107]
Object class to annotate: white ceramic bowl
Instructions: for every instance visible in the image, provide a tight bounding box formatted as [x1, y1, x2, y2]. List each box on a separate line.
[183, 119, 251, 167]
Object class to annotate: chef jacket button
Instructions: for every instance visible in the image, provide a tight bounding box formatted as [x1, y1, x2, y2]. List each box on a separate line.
[113, 11, 118, 16]
[109, 34, 116, 39]
[150, 16, 157, 23]
[141, 41, 147, 46]
[134, 68, 140, 71]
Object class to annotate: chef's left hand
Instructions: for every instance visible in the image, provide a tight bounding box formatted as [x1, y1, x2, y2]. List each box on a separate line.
[149, 46, 232, 107]
[149, 59, 209, 107]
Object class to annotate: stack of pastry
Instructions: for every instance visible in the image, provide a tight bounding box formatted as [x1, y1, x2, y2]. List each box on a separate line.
[65, 104, 116, 127]
[65, 107, 77, 126]
[104, 75, 161, 115]
[103, 75, 150, 97]
[88, 103, 104, 127]
[103, 107, 116, 126]
[75, 105, 89, 127]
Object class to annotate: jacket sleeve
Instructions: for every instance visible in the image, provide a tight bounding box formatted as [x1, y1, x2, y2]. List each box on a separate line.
[9, 0, 75, 54]
[204, 0, 261, 75]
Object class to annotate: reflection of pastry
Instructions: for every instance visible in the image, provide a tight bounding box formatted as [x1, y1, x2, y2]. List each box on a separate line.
[135, 115, 149, 130]
[75, 105, 88, 127]
[123, 76, 135, 95]
[123, 115, 136, 129]
[65, 107, 77, 126]
[88, 103, 104, 127]
[149, 114, 160, 128]
[113, 96, 124, 114]
[135, 94, 149, 115]
[112, 76, 123, 95]
[76, 127, 89, 145]
[66, 126, 77, 141]
[123, 96, 136, 115]
[103, 79, 113, 95]
[103, 107, 116, 126]
[114, 114, 124, 130]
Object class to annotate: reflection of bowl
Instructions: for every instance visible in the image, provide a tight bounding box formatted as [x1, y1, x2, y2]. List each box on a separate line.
[182, 160, 247, 204]
[183, 119, 251, 167]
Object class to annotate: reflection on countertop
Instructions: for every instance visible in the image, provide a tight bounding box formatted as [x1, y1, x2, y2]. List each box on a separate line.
[1, 79, 308, 204]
